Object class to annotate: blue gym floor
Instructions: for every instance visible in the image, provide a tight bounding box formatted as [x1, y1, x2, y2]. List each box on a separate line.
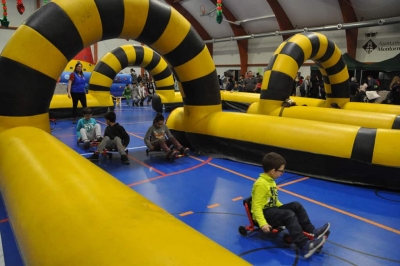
[1, 103, 400, 265]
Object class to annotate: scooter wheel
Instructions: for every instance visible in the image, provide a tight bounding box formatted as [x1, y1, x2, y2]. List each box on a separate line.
[238, 226, 248, 236]
[283, 233, 293, 244]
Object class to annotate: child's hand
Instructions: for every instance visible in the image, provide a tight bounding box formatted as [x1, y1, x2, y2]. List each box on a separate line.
[150, 145, 155, 150]
[261, 224, 272, 233]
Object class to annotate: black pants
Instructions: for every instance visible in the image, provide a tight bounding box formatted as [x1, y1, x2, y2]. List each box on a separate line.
[71, 92, 87, 118]
[263, 202, 314, 247]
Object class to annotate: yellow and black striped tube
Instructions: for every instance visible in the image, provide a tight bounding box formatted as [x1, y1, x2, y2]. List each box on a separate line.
[88, 44, 175, 100]
[260, 32, 349, 111]
[0, 0, 220, 132]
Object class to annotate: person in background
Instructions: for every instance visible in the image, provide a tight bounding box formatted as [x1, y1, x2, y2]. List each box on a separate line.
[67, 62, 87, 124]
[122, 83, 132, 106]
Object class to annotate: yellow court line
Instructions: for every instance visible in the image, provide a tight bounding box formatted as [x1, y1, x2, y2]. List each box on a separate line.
[232, 196, 243, 201]
[179, 211, 194, 217]
[207, 204, 220, 209]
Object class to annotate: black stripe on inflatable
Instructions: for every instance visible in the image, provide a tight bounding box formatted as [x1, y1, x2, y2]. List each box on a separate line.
[152, 67, 172, 81]
[94, 0, 124, 40]
[302, 32, 320, 59]
[136, 1, 170, 45]
[325, 57, 346, 76]
[322, 75, 330, 84]
[265, 54, 278, 71]
[326, 80, 349, 98]
[24, 2, 83, 60]
[134, 46, 145, 65]
[145, 55, 161, 71]
[181, 70, 221, 105]
[179, 131, 400, 191]
[351, 127, 376, 163]
[155, 85, 175, 91]
[0, 57, 55, 116]
[391, 116, 400, 129]
[316, 40, 336, 63]
[261, 71, 293, 101]
[164, 27, 205, 67]
[94, 63, 116, 80]
[279, 42, 304, 68]
[113, 47, 129, 69]
[88, 84, 110, 92]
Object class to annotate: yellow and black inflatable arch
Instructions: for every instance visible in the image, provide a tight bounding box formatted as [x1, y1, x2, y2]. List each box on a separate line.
[257, 32, 349, 113]
[0, 0, 249, 265]
[0, 0, 220, 132]
[88, 44, 181, 112]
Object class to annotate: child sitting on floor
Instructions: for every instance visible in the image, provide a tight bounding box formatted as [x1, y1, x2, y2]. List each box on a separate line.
[251, 152, 330, 259]
[76, 107, 102, 149]
[144, 113, 189, 159]
[88, 111, 130, 164]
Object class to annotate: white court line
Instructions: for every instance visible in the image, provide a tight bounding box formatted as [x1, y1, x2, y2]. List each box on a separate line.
[79, 146, 147, 156]
[0, 232, 5, 266]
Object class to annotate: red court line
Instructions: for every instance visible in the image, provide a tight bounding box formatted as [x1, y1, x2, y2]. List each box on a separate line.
[127, 157, 212, 187]
[279, 187, 400, 235]
[127, 155, 166, 176]
[0, 218, 8, 223]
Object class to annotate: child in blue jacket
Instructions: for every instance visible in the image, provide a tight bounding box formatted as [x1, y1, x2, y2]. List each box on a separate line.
[76, 108, 102, 149]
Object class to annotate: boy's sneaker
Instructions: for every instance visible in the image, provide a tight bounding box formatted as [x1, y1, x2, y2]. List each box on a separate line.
[179, 147, 189, 156]
[120, 154, 130, 164]
[96, 136, 103, 143]
[313, 223, 330, 239]
[301, 237, 326, 259]
[83, 141, 91, 149]
[88, 153, 99, 160]
[166, 150, 179, 160]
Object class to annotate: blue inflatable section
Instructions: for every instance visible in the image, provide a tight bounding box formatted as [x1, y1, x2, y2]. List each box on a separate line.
[59, 72, 131, 97]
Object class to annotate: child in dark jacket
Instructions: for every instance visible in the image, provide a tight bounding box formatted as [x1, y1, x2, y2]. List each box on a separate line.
[144, 113, 189, 159]
[88, 111, 130, 164]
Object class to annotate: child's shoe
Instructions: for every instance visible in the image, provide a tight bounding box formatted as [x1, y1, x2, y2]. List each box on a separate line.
[96, 136, 103, 143]
[83, 140, 91, 149]
[120, 154, 130, 164]
[301, 237, 326, 259]
[88, 153, 100, 160]
[313, 223, 330, 239]
[179, 147, 189, 156]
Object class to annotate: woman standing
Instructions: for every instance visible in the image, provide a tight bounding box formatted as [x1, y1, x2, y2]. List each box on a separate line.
[67, 62, 87, 123]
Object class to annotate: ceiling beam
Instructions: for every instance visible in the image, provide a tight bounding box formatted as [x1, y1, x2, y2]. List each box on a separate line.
[266, 0, 294, 41]
[209, 0, 248, 76]
[337, 0, 358, 59]
[164, 0, 214, 55]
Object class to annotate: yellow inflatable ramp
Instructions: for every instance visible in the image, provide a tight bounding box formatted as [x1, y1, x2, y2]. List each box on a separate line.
[0, 127, 249, 266]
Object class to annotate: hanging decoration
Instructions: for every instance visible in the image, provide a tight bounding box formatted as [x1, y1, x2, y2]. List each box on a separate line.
[16, 0, 25, 15]
[216, 0, 223, 24]
[0, 0, 9, 28]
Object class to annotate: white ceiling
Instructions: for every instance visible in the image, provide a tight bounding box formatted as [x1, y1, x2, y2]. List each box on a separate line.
[158, 0, 400, 40]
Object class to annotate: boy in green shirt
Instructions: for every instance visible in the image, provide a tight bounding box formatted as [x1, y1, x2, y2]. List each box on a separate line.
[251, 152, 330, 259]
